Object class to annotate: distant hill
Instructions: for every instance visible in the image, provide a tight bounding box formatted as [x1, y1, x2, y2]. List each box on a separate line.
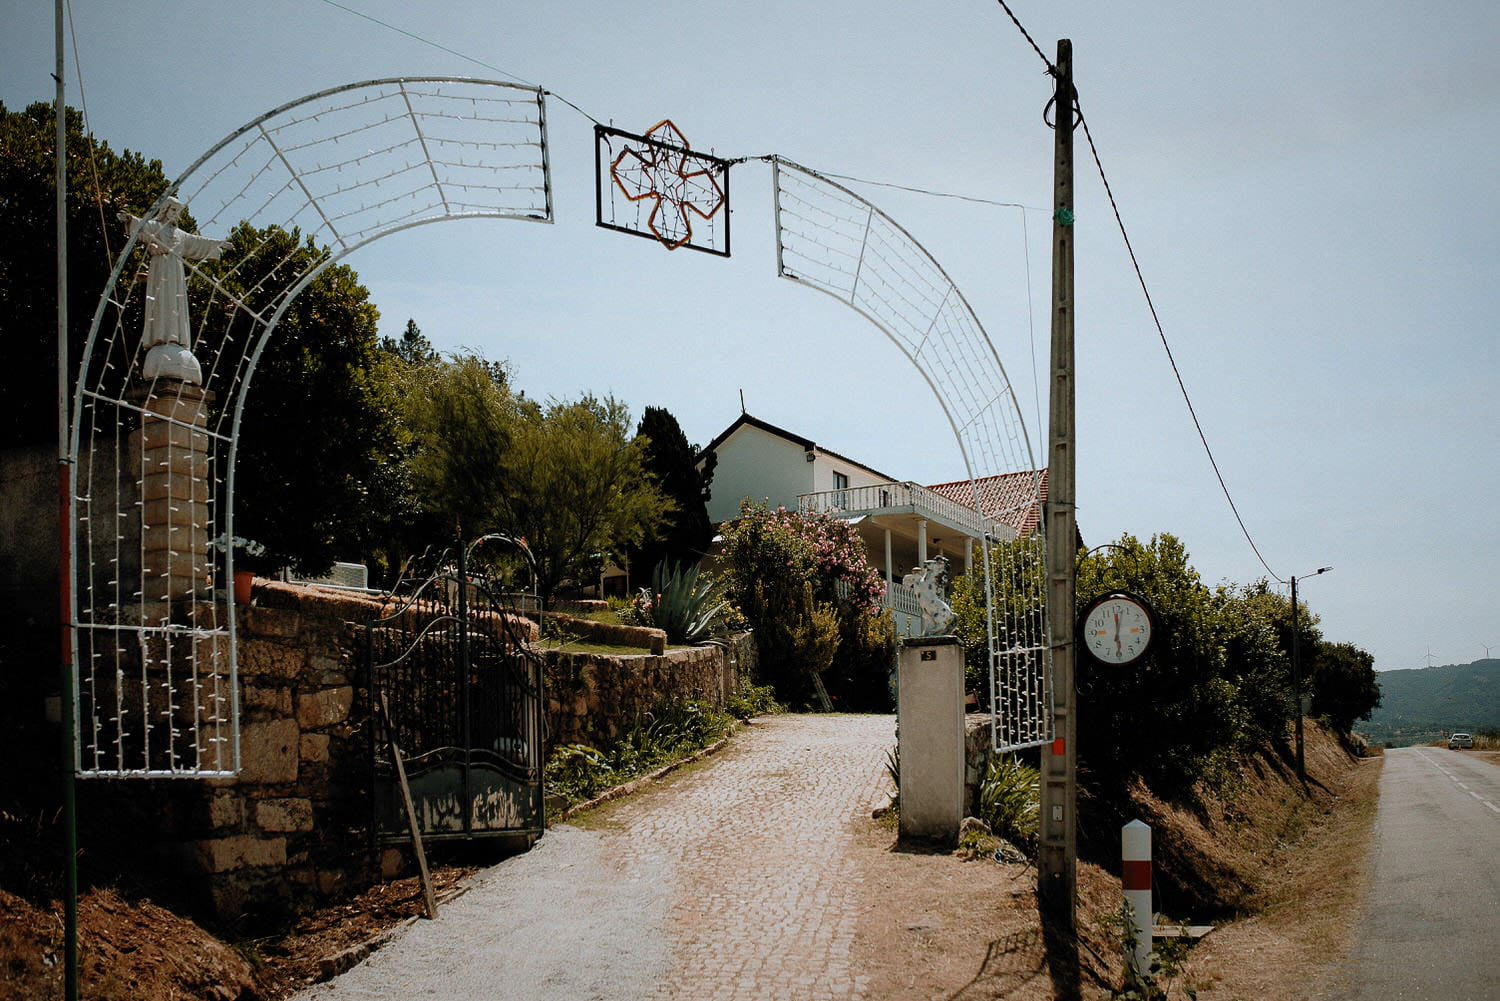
[1358, 659, 1500, 746]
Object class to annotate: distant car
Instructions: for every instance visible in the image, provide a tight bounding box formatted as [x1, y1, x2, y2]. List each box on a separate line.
[1449, 733, 1474, 749]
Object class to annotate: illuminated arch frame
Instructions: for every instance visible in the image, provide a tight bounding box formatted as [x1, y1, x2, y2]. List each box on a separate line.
[68, 78, 1047, 777]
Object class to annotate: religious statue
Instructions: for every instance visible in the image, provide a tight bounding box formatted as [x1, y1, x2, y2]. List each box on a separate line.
[119, 197, 227, 385]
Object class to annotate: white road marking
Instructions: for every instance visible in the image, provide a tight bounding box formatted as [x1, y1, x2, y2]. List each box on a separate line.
[1414, 750, 1499, 815]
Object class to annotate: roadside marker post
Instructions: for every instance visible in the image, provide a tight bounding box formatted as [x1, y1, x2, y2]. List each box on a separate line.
[1122, 820, 1153, 979]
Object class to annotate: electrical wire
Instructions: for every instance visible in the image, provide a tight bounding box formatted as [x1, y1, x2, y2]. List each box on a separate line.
[310, 0, 603, 126]
[991, 0, 1285, 584]
[65, 0, 113, 266]
[813, 169, 1046, 213]
[1074, 102, 1284, 584]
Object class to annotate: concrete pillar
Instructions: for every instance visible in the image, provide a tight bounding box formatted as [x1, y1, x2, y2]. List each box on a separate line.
[897, 636, 964, 841]
[964, 537, 973, 575]
[133, 382, 214, 603]
[917, 519, 928, 566]
[884, 528, 893, 585]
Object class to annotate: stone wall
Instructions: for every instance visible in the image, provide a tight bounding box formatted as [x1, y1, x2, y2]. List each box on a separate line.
[544, 642, 739, 749]
[77, 583, 734, 930]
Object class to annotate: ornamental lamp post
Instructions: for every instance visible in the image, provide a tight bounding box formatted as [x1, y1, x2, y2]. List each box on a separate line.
[1290, 565, 1332, 781]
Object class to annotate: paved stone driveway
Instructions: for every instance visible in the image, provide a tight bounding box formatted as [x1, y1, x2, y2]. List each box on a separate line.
[298, 713, 896, 1001]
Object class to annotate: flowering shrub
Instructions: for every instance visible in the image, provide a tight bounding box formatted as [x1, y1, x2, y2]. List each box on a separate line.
[718, 501, 891, 705]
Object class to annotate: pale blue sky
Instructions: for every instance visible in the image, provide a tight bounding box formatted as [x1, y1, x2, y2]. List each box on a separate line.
[4, 1, 1497, 671]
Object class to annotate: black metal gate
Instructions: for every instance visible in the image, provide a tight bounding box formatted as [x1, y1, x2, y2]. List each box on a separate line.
[367, 535, 545, 844]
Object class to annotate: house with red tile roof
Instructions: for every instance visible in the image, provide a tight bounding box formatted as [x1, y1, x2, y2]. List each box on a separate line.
[699, 413, 1047, 636]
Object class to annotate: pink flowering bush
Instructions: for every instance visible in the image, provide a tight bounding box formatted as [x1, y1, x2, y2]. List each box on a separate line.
[719, 501, 892, 706]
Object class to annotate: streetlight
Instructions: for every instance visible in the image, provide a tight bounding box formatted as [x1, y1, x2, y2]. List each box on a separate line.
[1290, 566, 1332, 781]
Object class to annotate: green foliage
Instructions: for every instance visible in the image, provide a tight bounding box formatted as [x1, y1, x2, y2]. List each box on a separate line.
[197, 223, 399, 577]
[402, 352, 514, 535]
[543, 700, 734, 809]
[977, 754, 1040, 853]
[631, 560, 729, 643]
[724, 680, 786, 721]
[0, 102, 174, 447]
[825, 608, 897, 711]
[1077, 534, 1247, 794]
[718, 501, 889, 705]
[628, 406, 717, 573]
[1310, 641, 1381, 733]
[496, 394, 667, 605]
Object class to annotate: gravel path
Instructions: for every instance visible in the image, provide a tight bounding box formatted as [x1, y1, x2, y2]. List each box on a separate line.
[297, 714, 895, 1001]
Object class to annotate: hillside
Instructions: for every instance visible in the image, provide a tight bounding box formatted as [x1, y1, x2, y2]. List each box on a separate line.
[1359, 658, 1500, 746]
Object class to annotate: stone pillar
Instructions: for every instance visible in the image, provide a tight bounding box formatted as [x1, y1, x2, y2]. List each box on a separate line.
[917, 519, 928, 566]
[132, 382, 214, 603]
[897, 636, 964, 841]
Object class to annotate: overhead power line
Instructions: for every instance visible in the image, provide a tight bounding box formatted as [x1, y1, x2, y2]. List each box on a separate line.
[991, 0, 1285, 584]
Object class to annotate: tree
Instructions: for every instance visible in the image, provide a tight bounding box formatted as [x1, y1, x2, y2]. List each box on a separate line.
[627, 406, 716, 577]
[1075, 534, 1244, 793]
[195, 223, 402, 577]
[495, 394, 666, 605]
[0, 102, 174, 447]
[1311, 641, 1381, 733]
[402, 353, 513, 539]
[718, 501, 888, 705]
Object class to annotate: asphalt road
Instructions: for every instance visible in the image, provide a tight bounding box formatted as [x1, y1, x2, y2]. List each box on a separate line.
[1341, 746, 1500, 1000]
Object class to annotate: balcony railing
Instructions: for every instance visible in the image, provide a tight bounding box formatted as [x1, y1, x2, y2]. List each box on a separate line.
[798, 481, 986, 536]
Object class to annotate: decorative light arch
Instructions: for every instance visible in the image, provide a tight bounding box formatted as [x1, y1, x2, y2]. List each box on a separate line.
[68, 79, 1047, 778]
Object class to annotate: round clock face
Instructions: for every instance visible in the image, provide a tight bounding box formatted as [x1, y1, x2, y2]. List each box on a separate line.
[1082, 593, 1154, 665]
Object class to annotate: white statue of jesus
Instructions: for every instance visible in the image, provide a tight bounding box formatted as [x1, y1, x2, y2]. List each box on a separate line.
[120, 197, 227, 385]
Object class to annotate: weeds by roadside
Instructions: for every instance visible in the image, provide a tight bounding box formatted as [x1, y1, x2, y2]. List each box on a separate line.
[544, 700, 735, 812]
[725, 681, 785, 721]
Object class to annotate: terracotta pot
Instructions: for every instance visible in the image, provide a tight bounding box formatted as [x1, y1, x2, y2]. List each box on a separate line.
[233, 570, 254, 605]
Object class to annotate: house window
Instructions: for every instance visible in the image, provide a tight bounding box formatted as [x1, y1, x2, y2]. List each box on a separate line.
[832, 471, 849, 509]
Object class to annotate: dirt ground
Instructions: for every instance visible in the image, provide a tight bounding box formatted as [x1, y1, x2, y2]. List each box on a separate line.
[847, 723, 1380, 1001]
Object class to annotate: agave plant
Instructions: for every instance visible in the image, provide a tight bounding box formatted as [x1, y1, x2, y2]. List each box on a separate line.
[635, 559, 729, 644]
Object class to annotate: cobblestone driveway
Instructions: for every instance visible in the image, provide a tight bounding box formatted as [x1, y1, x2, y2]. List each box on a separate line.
[299, 714, 895, 1001]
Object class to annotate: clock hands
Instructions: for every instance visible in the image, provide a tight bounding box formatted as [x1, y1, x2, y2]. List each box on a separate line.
[1114, 612, 1121, 656]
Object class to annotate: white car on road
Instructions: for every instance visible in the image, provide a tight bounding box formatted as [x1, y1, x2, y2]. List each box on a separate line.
[1448, 732, 1474, 749]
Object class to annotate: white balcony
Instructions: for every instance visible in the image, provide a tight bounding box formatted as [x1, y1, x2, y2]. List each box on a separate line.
[798, 481, 991, 539]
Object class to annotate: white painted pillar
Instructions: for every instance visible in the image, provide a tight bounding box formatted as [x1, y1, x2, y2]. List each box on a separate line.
[964, 538, 973, 575]
[917, 519, 928, 565]
[1122, 820, 1152, 979]
[884, 528, 893, 584]
[897, 637, 965, 840]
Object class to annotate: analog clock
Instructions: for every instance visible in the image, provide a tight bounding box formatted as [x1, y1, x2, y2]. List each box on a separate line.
[1080, 592, 1155, 666]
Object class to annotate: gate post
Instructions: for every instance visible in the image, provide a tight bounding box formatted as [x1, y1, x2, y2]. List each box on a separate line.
[896, 636, 965, 840]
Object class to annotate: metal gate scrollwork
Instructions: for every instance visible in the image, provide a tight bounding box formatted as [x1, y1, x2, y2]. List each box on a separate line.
[366, 534, 545, 844]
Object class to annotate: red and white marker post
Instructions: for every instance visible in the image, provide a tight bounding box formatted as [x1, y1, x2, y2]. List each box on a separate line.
[1122, 819, 1152, 978]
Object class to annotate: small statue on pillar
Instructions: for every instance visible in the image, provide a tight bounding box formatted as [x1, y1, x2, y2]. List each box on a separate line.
[902, 557, 955, 637]
[120, 197, 227, 385]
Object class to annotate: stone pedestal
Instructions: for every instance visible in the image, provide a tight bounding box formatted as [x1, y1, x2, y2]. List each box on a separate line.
[129, 382, 214, 603]
[897, 636, 965, 841]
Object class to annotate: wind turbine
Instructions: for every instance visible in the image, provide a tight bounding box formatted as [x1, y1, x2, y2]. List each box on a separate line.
[1424, 647, 1437, 669]
[1484, 643, 1494, 660]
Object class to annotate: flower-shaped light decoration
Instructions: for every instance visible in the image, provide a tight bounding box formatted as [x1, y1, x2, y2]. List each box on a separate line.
[610, 120, 726, 251]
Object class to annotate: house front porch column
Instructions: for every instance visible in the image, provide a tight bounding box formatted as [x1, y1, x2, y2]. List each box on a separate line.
[965, 537, 973, 575]
[917, 519, 928, 566]
[884, 528, 893, 584]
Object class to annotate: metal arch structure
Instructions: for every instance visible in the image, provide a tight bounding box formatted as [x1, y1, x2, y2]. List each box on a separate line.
[68, 78, 552, 777]
[771, 158, 1052, 753]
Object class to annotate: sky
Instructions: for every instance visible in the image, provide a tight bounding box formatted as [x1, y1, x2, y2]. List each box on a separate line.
[3, 0, 1497, 672]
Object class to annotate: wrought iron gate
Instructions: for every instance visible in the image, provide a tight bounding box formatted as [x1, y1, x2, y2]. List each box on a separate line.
[366, 535, 544, 844]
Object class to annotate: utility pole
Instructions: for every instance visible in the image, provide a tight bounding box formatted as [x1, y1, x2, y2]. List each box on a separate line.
[54, 1, 80, 997]
[1039, 37, 1077, 927]
[1289, 565, 1331, 782]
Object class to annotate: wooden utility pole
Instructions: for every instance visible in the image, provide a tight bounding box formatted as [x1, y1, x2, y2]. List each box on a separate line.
[1039, 37, 1078, 928]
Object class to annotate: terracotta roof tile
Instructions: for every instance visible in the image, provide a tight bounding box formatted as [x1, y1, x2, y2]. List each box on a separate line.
[925, 470, 1047, 538]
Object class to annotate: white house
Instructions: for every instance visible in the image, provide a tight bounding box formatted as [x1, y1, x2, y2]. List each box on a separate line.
[699, 413, 1047, 635]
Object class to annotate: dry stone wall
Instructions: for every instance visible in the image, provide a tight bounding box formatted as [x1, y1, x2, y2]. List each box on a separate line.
[544, 643, 738, 748]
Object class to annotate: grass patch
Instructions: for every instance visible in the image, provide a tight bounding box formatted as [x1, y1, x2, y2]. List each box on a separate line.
[535, 637, 650, 656]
